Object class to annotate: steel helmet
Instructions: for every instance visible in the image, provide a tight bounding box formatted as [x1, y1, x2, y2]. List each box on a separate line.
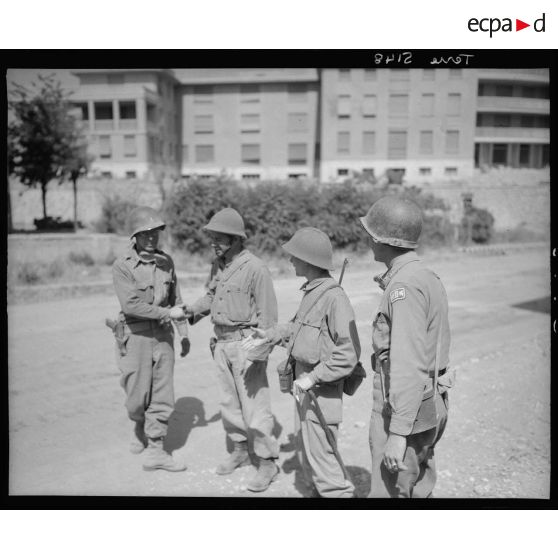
[128, 206, 166, 238]
[359, 196, 423, 249]
[282, 227, 335, 270]
[203, 208, 247, 239]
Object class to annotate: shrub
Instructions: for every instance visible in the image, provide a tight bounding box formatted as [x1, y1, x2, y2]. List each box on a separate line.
[163, 178, 455, 255]
[16, 262, 41, 285]
[34, 216, 81, 232]
[460, 206, 495, 244]
[94, 193, 138, 234]
[68, 250, 95, 266]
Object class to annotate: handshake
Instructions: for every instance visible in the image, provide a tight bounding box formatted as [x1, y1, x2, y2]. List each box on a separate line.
[168, 303, 194, 321]
[240, 327, 270, 351]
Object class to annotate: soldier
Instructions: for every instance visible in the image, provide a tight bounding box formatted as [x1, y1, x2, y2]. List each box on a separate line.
[111, 206, 190, 472]
[183, 208, 280, 493]
[243, 227, 360, 498]
[359, 196, 454, 498]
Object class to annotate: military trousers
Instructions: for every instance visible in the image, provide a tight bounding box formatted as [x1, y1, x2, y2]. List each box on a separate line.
[117, 324, 175, 440]
[213, 340, 279, 460]
[369, 372, 448, 498]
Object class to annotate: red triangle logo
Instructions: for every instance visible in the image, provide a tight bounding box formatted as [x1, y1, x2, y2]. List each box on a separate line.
[516, 19, 530, 31]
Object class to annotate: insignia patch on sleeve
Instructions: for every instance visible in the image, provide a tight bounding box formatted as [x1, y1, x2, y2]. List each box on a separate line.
[389, 287, 406, 303]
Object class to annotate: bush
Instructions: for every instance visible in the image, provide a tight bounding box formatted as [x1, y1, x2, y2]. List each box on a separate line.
[68, 250, 95, 266]
[34, 216, 81, 232]
[163, 178, 455, 255]
[460, 206, 495, 244]
[94, 193, 139, 234]
[15, 258, 65, 285]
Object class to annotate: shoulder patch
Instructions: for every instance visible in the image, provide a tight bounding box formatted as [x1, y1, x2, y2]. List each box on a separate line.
[389, 287, 406, 303]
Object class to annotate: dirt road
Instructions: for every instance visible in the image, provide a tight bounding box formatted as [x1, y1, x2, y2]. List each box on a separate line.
[8, 246, 551, 498]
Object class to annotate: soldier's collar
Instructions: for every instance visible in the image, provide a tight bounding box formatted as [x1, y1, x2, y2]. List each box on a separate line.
[125, 247, 163, 268]
[374, 251, 420, 291]
[301, 275, 333, 293]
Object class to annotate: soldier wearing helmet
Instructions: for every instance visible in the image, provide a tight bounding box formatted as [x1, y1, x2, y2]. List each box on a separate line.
[360, 196, 453, 498]
[243, 227, 361, 498]
[111, 206, 190, 472]
[182, 208, 280, 492]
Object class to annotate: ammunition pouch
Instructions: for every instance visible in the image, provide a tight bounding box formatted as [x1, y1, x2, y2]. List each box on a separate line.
[105, 312, 128, 357]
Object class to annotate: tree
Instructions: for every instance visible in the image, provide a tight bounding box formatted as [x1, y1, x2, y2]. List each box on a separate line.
[8, 74, 88, 222]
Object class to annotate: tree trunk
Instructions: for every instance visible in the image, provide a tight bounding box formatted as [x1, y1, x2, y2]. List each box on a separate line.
[72, 177, 78, 232]
[41, 181, 48, 219]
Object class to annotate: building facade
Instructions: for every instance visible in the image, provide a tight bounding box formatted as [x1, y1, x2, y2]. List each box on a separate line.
[69, 67, 550, 182]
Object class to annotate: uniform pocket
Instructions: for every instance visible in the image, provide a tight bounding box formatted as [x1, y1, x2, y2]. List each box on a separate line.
[135, 281, 154, 304]
[223, 283, 251, 321]
[372, 312, 390, 355]
[291, 316, 322, 365]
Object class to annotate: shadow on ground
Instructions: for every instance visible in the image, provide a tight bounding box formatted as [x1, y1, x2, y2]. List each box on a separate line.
[165, 396, 220, 452]
[512, 296, 550, 314]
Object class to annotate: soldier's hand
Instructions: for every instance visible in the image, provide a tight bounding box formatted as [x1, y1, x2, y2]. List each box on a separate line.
[169, 306, 186, 320]
[293, 374, 315, 393]
[383, 433, 408, 473]
[180, 303, 194, 318]
[240, 328, 269, 351]
[180, 337, 191, 357]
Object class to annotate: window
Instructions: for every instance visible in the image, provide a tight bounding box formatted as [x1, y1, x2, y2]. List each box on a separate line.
[288, 83, 307, 102]
[449, 69, 462, 78]
[445, 131, 459, 154]
[420, 94, 435, 116]
[388, 130, 407, 159]
[495, 84, 513, 97]
[125, 171, 137, 179]
[288, 143, 307, 165]
[362, 131, 376, 155]
[423, 69, 435, 81]
[101, 171, 113, 178]
[390, 69, 410, 81]
[362, 168, 375, 178]
[199, 174, 216, 179]
[146, 103, 157, 123]
[447, 93, 461, 116]
[494, 114, 511, 127]
[108, 73, 124, 84]
[94, 102, 113, 120]
[119, 101, 136, 120]
[444, 167, 458, 176]
[389, 94, 409, 116]
[419, 131, 433, 154]
[337, 168, 349, 176]
[241, 113, 260, 133]
[492, 144, 508, 165]
[240, 84, 260, 103]
[337, 95, 351, 118]
[287, 113, 308, 132]
[364, 69, 377, 81]
[419, 167, 432, 176]
[337, 132, 350, 154]
[288, 173, 307, 179]
[99, 135, 111, 158]
[195, 144, 214, 163]
[193, 86, 213, 104]
[194, 114, 214, 134]
[519, 144, 530, 166]
[242, 174, 261, 180]
[182, 145, 188, 162]
[338, 69, 351, 81]
[123, 135, 137, 157]
[72, 102, 89, 121]
[362, 95, 377, 117]
[241, 143, 260, 164]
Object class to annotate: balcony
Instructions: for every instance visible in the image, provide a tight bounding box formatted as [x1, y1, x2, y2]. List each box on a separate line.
[119, 119, 138, 131]
[477, 68, 549, 83]
[476, 96, 549, 114]
[94, 120, 114, 132]
[475, 127, 549, 143]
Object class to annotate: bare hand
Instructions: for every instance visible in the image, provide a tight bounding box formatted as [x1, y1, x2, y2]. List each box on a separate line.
[383, 434, 408, 473]
[293, 374, 316, 402]
[169, 306, 186, 320]
[240, 327, 269, 352]
[180, 303, 194, 318]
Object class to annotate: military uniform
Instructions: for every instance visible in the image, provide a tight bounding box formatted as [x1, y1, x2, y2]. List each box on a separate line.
[189, 249, 279, 461]
[112, 246, 188, 440]
[267, 276, 360, 498]
[369, 251, 452, 498]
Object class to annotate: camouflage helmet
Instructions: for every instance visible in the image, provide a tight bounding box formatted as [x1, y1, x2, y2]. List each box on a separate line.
[282, 227, 335, 270]
[128, 206, 166, 238]
[359, 196, 423, 249]
[203, 208, 247, 239]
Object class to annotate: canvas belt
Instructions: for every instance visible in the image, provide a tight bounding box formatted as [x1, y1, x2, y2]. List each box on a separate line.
[214, 324, 252, 342]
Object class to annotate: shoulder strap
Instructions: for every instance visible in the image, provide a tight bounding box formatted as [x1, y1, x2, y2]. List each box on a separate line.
[286, 284, 341, 361]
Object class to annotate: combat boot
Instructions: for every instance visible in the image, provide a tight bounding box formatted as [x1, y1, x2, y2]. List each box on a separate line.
[130, 421, 148, 454]
[216, 441, 251, 475]
[142, 437, 187, 472]
[246, 458, 279, 492]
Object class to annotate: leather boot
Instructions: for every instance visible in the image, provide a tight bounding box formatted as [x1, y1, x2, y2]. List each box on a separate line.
[130, 421, 148, 454]
[142, 437, 187, 472]
[216, 441, 251, 475]
[246, 458, 279, 492]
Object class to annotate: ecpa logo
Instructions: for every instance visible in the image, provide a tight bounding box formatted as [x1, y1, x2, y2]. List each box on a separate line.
[468, 13, 546, 37]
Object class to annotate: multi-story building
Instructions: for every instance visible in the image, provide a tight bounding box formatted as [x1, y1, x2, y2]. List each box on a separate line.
[69, 67, 550, 182]
[70, 69, 181, 180]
